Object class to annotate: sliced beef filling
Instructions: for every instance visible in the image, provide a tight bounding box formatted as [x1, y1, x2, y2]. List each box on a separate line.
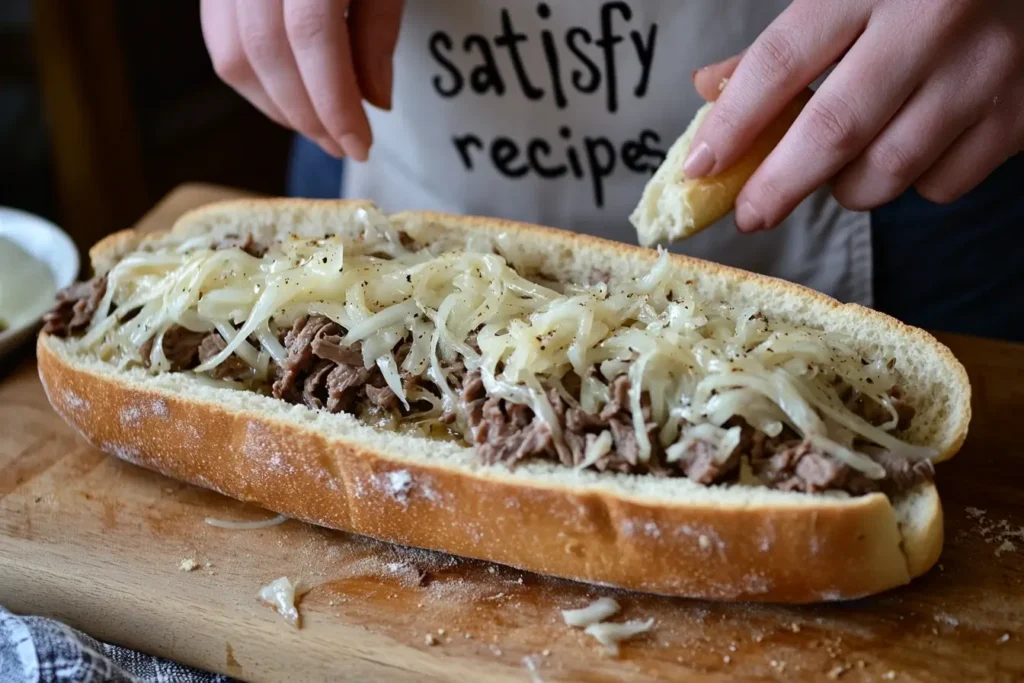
[42, 275, 107, 336]
[138, 325, 249, 376]
[273, 315, 339, 402]
[312, 329, 363, 365]
[751, 439, 935, 495]
[157, 326, 208, 371]
[754, 441, 860, 494]
[676, 440, 739, 485]
[271, 315, 424, 416]
[562, 375, 663, 475]
[866, 446, 936, 494]
[469, 393, 558, 467]
[454, 372, 930, 495]
[197, 333, 251, 381]
[456, 370, 669, 473]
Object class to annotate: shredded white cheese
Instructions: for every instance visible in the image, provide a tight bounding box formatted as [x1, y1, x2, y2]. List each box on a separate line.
[561, 597, 621, 627]
[584, 618, 655, 656]
[259, 576, 300, 627]
[523, 655, 545, 682]
[204, 513, 288, 530]
[77, 209, 935, 476]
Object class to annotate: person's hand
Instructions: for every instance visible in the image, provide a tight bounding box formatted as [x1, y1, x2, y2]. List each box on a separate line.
[201, 0, 404, 161]
[687, 0, 1024, 232]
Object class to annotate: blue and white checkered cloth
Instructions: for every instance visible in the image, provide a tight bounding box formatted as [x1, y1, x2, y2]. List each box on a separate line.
[0, 606, 235, 683]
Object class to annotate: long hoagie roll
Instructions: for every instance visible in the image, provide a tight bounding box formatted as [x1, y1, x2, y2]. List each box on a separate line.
[38, 199, 969, 602]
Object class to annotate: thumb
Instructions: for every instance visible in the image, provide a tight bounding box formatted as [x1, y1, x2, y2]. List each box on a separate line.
[349, 0, 404, 111]
[693, 52, 744, 102]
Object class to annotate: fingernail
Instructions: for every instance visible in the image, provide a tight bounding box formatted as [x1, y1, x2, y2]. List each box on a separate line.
[341, 133, 369, 162]
[691, 68, 700, 83]
[683, 142, 715, 179]
[735, 201, 765, 233]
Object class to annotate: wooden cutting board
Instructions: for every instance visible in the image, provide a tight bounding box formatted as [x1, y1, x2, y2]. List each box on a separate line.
[1, 184, 1022, 683]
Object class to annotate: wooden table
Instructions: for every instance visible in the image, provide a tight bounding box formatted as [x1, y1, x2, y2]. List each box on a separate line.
[1, 185, 1022, 682]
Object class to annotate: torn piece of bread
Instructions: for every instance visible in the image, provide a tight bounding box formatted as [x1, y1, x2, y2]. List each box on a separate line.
[630, 90, 813, 247]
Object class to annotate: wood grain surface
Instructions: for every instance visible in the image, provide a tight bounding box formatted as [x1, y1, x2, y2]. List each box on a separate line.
[1, 184, 1021, 682]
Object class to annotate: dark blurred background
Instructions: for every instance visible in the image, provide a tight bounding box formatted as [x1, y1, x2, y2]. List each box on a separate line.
[1, 0, 294, 253]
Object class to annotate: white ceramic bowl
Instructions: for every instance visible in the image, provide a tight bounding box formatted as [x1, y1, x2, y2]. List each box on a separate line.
[0, 206, 80, 360]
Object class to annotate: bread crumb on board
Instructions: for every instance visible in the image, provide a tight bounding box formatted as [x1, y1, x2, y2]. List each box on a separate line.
[965, 507, 1024, 556]
[997, 633, 1010, 644]
[179, 558, 198, 572]
[424, 634, 438, 646]
[882, 672, 897, 680]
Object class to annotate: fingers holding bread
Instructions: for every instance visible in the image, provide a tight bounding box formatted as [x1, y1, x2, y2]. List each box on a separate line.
[630, 88, 812, 247]
[692, 53, 743, 102]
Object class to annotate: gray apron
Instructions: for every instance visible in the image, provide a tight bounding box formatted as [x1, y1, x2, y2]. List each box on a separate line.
[343, 1, 873, 305]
